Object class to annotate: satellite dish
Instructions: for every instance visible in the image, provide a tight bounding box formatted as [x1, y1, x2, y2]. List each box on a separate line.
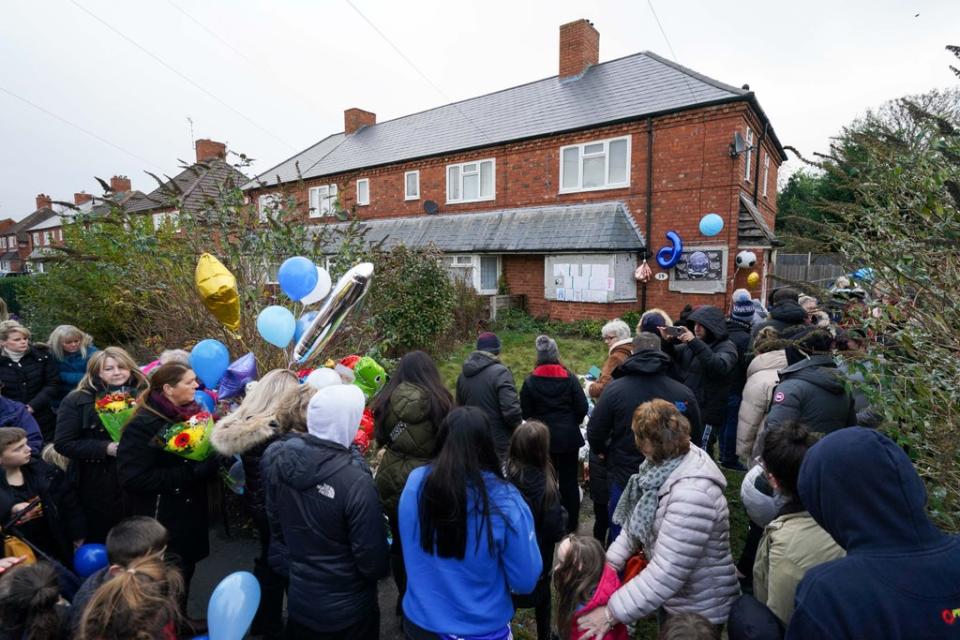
[423, 200, 439, 215]
[729, 131, 746, 157]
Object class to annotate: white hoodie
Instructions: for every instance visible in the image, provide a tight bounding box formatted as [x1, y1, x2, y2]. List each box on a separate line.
[306, 384, 365, 448]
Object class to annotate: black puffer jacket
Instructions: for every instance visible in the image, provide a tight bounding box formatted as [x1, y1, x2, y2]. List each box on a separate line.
[751, 300, 806, 339]
[456, 351, 523, 454]
[117, 404, 219, 565]
[261, 434, 389, 633]
[508, 466, 566, 608]
[726, 317, 753, 393]
[209, 413, 281, 524]
[673, 306, 739, 425]
[0, 346, 60, 441]
[765, 355, 857, 436]
[586, 350, 703, 488]
[520, 364, 589, 453]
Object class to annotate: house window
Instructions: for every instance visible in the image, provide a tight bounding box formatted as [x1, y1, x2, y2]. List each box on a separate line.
[356, 179, 370, 206]
[32, 233, 40, 245]
[405, 171, 420, 200]
[559, 135, 631, 193]
[43, 231, 52, 244]
[446, 159, 495, 203]
[257, 193, 281, 221]
[543, 254, 637, 302]
[441, 254, 500, 294]
[762, 153, 771, 198]
[308, 185, 338, 218]
[744, 128, 754, 182]
[152, 210, 180, 229]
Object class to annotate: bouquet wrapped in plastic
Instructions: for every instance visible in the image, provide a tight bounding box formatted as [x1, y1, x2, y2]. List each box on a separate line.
[94, 391, 137, 442]
[162, 411, 214, 461]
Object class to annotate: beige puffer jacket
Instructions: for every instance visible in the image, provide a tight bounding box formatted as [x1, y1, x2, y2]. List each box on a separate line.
[736, 349, 788, 465]
[605, 445, 740, 624]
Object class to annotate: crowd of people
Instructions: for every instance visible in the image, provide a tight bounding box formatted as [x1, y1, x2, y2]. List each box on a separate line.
[0, 282, 958, 640]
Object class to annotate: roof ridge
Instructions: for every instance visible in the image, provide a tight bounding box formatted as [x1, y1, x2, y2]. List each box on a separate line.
[640, 51, 749, 97]
[249, 132, 346, 186]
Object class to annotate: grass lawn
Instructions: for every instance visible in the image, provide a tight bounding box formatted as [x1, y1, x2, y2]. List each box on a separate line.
[439, 331, 750, 640]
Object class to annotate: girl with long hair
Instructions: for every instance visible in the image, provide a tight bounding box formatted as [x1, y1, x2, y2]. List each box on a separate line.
[210, 368, 298, 639]
[553, 535, 627, 640]
[370, 350, 452, 615]
[117, 363, 219, 597]
[0, 562, 67, 640]
[46, 324, 97, 406]
[398, 406, 541, 639]
[506, 420, 567, 640]
[54, 347, 148, 541]
[77, 555, 184, 640]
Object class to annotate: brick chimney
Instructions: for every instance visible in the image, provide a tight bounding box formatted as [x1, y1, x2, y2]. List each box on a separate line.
[344, 108, 376, 135]
[35, 194, 52, 210]
[559, 19, 599, 79]
[110, 175, 132, 193]
[195, 139, 227, 163]
[74, 192, 93, 206]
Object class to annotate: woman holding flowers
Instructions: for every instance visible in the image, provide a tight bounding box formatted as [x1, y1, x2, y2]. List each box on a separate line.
[117, 362, 219, 595]
[54, 347, 147, 542]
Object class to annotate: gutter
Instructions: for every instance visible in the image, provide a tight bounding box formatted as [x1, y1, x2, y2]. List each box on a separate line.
[752, 122, 768, 204]
[641, 116, 654, 312]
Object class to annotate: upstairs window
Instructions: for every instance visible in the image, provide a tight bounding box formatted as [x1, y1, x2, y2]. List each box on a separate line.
[560, 135, 630, 193]
[762, 152, 771, 198]
[405, 171, 420, 200]
[257, 193, 281, 221]
[356, 178, 370, 206]
[447, 159, 495, 203]
[744, 128, 754, 182]
[308, 185, 338, 218]
[32, 233, 40, 246]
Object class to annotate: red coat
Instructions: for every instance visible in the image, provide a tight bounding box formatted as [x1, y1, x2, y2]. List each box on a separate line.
[569, 564, 630, 640]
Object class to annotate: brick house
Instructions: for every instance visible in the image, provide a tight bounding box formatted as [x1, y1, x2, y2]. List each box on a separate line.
[125, 139, 248, 225]
[1, 194, 59, 273]
[245, 19, 785, 321]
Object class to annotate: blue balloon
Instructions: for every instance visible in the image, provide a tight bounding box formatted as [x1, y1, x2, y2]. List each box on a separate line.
[294, 311, 319, 344]
[208, 571, 260, 640]
[277, 256, 319, 301]
[74, 543, 108, 578]
[256, 305, 296, 349]
[656, 231, 683, 269]
[194, 389, 216, 413]
[190, 339, 231, 389]
[699, 213, 724, 236]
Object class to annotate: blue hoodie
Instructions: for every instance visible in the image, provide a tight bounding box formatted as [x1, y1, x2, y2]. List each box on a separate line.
[0, 396, 42, 453]
[787, 428, 960, 639]
[399, 465, 541, 636]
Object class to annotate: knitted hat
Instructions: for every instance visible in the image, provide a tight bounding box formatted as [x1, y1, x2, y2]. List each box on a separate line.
[476, 332, 501, 354]
[306, 384, 365, 449]
[535, 335, 560, 365]
[731, 288, 755, 323]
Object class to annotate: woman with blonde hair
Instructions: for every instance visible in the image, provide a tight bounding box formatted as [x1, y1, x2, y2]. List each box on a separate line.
[0, 321, 60, 441]
[46, 324, 98, 406]
[77, 554, 184, 640]
[54, 347, 148, 542]
[210, 368, 299, 638]
[578, 399, 739, 636]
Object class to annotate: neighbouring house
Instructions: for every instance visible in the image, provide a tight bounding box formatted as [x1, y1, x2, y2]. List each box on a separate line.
[245, 19, 785, 320]
[2, 194, 58, 273]
[125, 139, 248, 226]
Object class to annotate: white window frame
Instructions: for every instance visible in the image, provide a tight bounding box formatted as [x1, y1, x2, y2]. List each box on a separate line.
[152, 209, 180, 229]
[558, 135, 631, 193]
[446, 159, 496, 204]
[762, 152, 771, 198]
[356, 178, 370, 206]
[744, 128, 754, 182]
[404, 170, 420, 200]
[32, 233, 39, 245]
[257, 193, 281, 221]
[442, 254, 501, 294]
[308, 185, 338, 218]
[43, 231, 52, 245]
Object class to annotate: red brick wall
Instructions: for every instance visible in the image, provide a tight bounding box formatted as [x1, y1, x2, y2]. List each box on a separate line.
[250, 101, 782, 321]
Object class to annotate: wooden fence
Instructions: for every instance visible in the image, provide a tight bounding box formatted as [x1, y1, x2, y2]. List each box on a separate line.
[772, 253, 846, 286]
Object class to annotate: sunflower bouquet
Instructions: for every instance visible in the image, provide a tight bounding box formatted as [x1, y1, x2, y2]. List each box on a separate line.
[94, 391, 137, 442]
[161, 411, 214, 461]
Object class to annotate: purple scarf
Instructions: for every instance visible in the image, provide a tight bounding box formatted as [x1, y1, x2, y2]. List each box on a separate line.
[147, 391, 202, 422]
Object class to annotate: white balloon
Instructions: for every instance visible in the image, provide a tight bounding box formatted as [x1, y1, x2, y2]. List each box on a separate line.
[300, 266, 333, 305]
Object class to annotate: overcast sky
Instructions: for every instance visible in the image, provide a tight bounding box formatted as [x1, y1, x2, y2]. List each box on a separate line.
[1, 0, 957, 219]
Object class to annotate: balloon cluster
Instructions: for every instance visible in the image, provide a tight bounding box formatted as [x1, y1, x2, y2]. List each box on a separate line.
[257, 256, 336, 351]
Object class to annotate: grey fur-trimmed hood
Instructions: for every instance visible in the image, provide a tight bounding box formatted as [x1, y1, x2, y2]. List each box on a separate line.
[210, 413, 278, 456]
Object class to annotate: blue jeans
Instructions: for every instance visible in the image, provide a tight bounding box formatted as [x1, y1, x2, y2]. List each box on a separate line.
[607, 481, 625, 542]
[720, 392, 742, 464]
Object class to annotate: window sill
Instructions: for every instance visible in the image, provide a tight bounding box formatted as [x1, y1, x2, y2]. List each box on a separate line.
[558, 183, 630, 194]
[446, 196, 496, 205]
[404, 195, 420, 201]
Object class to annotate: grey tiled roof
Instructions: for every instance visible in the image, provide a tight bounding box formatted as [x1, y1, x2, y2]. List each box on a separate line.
[313, 201, 644, 254]
[127, 160, 248, 214]
[8, 208, 57, 242]
[247, 52, 781, 190]
[738, 192, 778, 247]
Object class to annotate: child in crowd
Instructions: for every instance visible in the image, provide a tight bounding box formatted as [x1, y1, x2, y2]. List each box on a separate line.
[657, 612, 719, 639]
[69, 516, 170, 633]
[77, 555, 184, 640]
[506, 420, 567, 640]
[553, 535, 627, 640]
[0, 427, 84, 565]
[46, 325, 97, 406]
[0, 561, 68, 640]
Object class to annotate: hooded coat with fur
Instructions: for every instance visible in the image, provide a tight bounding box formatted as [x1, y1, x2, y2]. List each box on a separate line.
[210, 412, 281, 523]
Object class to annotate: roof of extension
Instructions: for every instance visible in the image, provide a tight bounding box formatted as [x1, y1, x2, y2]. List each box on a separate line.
[313, 201, 645, 254]
[127, 159, 248, 214]
[247, 51, 785, 190]
[738, 191, 780, 247]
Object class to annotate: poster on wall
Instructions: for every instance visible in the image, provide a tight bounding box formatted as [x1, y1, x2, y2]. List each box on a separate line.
[673, 249, 724, 282]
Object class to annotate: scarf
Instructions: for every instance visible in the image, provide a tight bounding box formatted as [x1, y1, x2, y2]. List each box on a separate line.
[2, 348, 25, 363]
[612, 455, 685, 548]
[147, 390, 201, 422]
